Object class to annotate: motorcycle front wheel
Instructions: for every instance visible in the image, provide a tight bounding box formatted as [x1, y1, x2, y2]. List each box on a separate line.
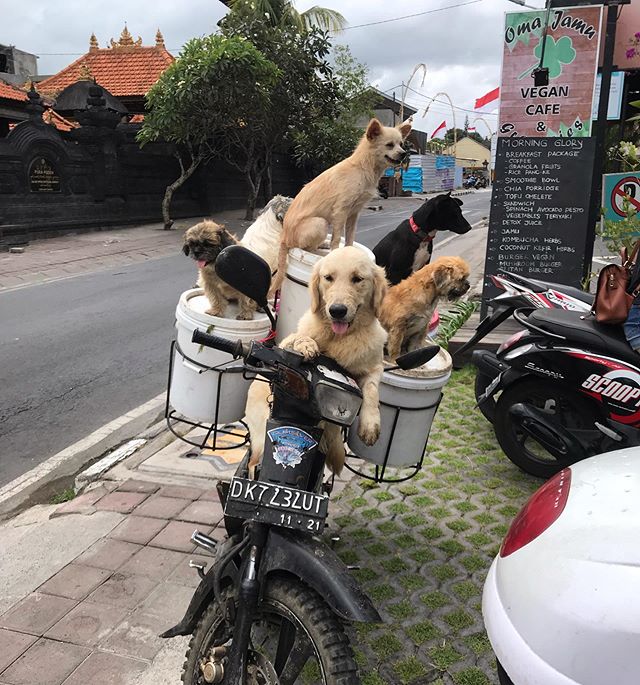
[493, 377, 601, 478]
[182, 577, 359, 684]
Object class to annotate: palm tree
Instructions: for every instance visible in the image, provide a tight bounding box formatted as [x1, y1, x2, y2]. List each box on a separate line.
[221, 0, 346, 33]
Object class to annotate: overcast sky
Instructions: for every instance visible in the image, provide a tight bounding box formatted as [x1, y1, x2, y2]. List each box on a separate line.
[3, 0, 546, 136]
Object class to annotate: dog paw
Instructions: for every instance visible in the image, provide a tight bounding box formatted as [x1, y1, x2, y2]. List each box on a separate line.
[236, 311, 253, 321]
[205, 306, 224, 317]
[358, 415, 380, 446]
[293, 336, 319, 360]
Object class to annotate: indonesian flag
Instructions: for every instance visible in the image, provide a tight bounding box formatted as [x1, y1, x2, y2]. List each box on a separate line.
[467, 126, 476, 132]
[474, 87, 500, 112]
[430, 120, 447, 139]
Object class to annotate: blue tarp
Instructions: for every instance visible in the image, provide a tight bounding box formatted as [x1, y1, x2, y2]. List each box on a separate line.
[383, 166, 423, 193]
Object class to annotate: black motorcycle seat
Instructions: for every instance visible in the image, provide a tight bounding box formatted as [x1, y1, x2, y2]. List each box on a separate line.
[528, 309, 640, 365]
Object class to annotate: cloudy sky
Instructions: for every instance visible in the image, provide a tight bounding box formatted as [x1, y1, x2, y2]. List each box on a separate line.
[4, 0, 545, 136]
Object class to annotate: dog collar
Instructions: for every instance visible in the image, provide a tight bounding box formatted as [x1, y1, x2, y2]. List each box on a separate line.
[409, 216, 434, 243]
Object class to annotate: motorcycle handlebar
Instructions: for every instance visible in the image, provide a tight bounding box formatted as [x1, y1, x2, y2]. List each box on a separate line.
[191, 329, 246, 358]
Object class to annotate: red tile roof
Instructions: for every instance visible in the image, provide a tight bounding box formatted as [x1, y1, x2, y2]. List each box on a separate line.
[43, 109, 77, 131]
[38, 28, 174, 99]
[0, 80, 27, 102]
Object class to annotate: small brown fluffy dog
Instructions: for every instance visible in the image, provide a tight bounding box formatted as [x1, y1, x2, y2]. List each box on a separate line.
[270, 117, 412, 294]
[380, 256, 470, 360]
[183, 220, 255, 320]
[245, 246, 388, 475]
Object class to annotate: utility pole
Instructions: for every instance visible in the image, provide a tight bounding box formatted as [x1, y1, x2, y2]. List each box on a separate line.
[583, 0, 629, 283]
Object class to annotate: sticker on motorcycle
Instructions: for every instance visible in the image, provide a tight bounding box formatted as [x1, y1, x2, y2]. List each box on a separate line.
[267, 427, 318, 468]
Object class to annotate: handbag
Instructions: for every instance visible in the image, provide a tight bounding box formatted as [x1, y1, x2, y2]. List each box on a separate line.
[593, 241, 640, 324]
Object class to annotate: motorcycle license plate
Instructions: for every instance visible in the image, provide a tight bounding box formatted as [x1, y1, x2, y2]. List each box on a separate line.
[478, 372, 502, 403]
[224, 477, 329, 534]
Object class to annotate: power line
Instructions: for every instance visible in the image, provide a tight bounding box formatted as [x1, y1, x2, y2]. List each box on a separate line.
[396, 84, 499, 116]
[338, 0, 484, 31]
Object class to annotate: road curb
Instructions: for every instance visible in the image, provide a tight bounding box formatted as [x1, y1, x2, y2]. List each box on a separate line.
[0, 392, 165, 521]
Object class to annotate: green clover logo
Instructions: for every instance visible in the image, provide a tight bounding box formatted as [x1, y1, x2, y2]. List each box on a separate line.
[518, 35, 577, 80]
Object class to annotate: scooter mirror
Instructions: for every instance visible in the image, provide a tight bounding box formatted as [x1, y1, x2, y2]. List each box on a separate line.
[393, 346, 440, 371]
[215, 245, 271, 309]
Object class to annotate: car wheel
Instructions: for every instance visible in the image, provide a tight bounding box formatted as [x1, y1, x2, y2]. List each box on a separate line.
[497, 659, 515, 685]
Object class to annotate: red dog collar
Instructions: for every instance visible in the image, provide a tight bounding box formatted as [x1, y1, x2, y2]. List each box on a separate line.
[409, 216, 434, 242]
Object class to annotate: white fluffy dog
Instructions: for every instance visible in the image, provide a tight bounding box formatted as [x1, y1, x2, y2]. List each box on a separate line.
[240, 195, 293, 274]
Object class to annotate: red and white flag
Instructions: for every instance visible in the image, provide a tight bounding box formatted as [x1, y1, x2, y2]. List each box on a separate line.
[430, 120, 447, 139]
[474, 87, 500, 112]
[467, 126, 476, 132]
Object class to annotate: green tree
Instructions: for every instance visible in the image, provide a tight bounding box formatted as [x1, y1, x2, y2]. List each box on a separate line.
[291, 45, 378, 174]
[220, 11, 341, 213]
[223, 0, 346, 32]
[138, 35, 278, 228]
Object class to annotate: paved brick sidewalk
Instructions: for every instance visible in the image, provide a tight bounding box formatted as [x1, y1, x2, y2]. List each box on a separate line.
[0, 211, 253, 292]
[0, 479, 225, 685]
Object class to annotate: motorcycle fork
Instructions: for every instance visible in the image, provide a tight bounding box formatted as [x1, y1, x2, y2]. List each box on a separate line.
[224, 523, 268, 685]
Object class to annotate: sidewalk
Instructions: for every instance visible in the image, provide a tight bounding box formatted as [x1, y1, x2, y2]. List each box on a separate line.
[0, 368, 538, 685]
[0, 191, 482, 292]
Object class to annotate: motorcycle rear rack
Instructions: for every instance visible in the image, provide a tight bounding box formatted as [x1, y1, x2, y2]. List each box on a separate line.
[165, 340, 250, 452]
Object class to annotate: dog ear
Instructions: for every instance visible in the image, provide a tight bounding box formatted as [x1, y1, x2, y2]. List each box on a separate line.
[433, 265, 452, 290]
[366, 118, 383, 141]
[309, 267, 323, 314]
[398, 117, 412, 139]
[182, 243, 190, 256]
[371, 265, 388, 318]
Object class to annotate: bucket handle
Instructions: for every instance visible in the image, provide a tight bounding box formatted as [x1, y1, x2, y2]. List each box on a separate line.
[181, 357, 208, 375]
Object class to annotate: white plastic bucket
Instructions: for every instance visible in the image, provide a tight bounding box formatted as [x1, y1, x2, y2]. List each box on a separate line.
[170, 289, 271, 424]
[276, 242, 375, 342]
[347, 347, 452, 467]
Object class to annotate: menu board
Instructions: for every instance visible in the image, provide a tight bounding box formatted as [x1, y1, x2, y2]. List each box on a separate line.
[483, 136, 596, 302]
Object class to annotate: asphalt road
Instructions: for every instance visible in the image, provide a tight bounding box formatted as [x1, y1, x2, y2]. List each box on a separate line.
[0, 190, 491, 487]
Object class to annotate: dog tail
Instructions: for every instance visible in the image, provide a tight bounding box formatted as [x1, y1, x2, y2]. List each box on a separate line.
[269, 241, 288, 297]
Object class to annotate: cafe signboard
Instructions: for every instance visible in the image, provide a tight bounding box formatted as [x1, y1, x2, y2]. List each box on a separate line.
[498, 5, 603, 138]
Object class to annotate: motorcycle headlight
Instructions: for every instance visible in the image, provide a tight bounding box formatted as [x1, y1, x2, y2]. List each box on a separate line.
[315, 380, 362, 426]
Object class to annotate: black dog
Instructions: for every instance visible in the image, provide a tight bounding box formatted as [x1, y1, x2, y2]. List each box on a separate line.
[373, 192, 472, 285]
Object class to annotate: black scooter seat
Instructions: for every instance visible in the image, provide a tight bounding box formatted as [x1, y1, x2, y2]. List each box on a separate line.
[528, 309, 640, 366]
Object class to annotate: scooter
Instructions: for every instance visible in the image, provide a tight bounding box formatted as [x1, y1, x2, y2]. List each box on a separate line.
[162, 245, 439, 684]
[455, 270, 592, 419]
[474, 307, 640, 478]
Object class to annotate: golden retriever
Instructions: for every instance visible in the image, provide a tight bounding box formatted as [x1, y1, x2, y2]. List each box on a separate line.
[183, 220, 255, 320]
[380, 256, 470, 360]
[245, 246, 388, 475]
[270, 117, 412, 295]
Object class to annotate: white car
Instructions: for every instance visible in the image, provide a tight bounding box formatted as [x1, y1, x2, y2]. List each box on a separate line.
[483, 448, 640, 685]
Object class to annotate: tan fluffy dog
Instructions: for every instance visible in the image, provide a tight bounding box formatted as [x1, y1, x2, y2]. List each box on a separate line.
[380, 256, 471, 361]
[245, 246, 388, 475]
[183, 220, 255, 320]
[270, 118, 412, 295]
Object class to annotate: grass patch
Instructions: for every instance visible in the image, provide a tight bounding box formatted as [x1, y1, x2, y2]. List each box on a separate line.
[395, 533, 417, 548]
[369, 633, 403, 659]
[350, 496, 367, 508]
[402, 513, 428, 527]
[351, 528, 373, 541]
[398, 484, 419, 496]
[373, 490, 394, 502]
[473, 512, 497, 525]
[406, 619, 441, 644]
[361, 672, 386, 685]
[452, 580, 479, 601]
[421, 591, 449, 610]
[380, 557, 408, 573]
[389, 502, 410, 515]
[362, 508, 383, 520]
[377, 520, 400, 535]
[50, 488, 76, 504]
[393, 657, 427, 684]
[446, 519, 471, 533]
[354, 568, 378, 583]
[368, 584, 396, 601]
[338, 549, 359, 565]
[366, 542, 390, 557]
[429, 644, 463, 670]
[411, 548, 435, 564]
[387, 600, 416, 620]
[454, 501, 477, 513]
[399, 574, 427, 591]
[433, 564, 457, 582]
[466, 532, 492, 548]
[444, 608, 475, 632]
[465, 632, 492, 656]
[453, 667, 492, 685]
[413, 495, 435, 507]
[438, 539, 465, 556]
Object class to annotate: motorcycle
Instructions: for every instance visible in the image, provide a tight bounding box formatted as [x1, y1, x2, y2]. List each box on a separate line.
[474, 307, 640, 478]
[454, 270, 592, 420]
[162, 245, 439, 684]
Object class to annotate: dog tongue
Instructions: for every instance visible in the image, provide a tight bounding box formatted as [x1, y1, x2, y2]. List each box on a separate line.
[196, 260, 207, 269]
[331, 321, 349, 335]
